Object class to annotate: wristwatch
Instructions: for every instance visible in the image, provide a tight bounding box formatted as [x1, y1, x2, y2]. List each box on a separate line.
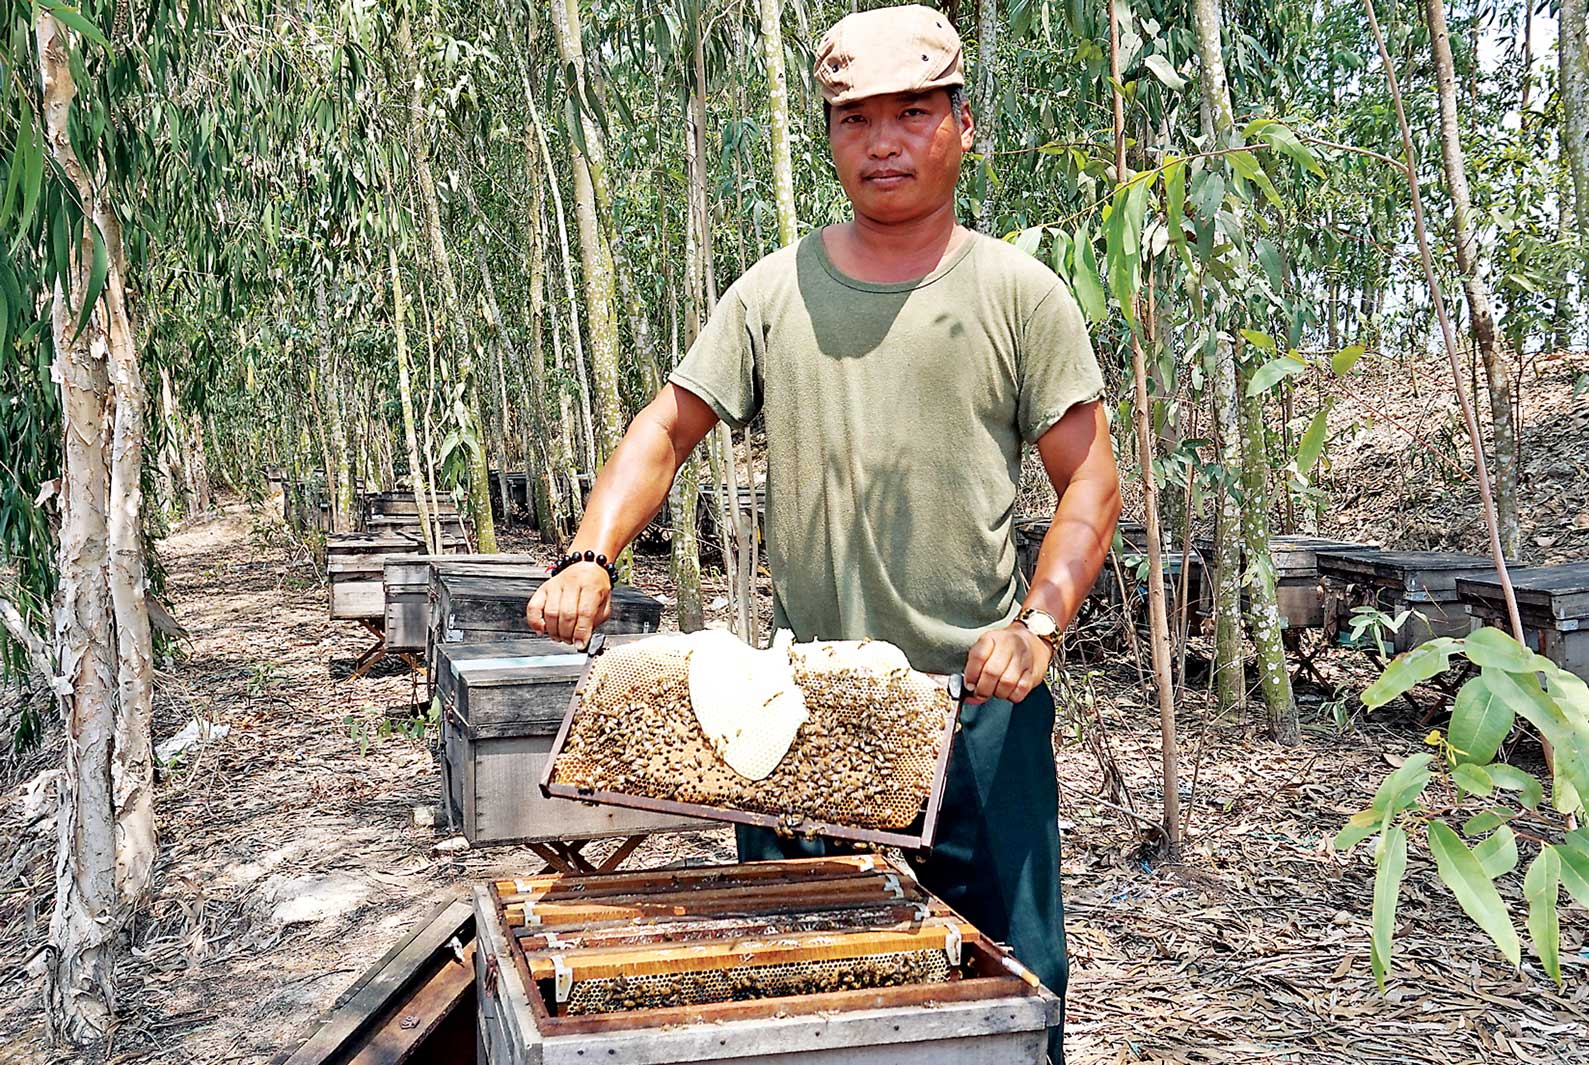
[1015, 607, 1061, 657]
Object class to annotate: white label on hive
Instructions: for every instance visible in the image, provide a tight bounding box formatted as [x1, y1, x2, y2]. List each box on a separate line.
[453, 654, 582, 674]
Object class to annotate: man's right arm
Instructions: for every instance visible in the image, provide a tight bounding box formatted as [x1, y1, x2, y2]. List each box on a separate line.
[527, 383, 720, 646]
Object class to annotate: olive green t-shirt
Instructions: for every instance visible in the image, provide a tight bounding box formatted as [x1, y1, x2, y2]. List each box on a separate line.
[671, 229, 1104, 675]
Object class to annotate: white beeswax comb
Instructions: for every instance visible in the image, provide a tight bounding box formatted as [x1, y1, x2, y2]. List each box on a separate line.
[687, 629, 808, 781]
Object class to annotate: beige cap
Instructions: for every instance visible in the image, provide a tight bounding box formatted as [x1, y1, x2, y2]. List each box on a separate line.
[813, 5, 964, 107]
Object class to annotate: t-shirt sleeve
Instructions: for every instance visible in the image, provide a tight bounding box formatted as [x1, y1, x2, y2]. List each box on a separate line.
[1016, 281, 1105, 445]
[1017, 281, 1106, 442]
[669, 283, 762, 430]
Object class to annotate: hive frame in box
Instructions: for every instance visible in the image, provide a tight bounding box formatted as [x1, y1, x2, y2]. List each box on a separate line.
[539, 633, 966, 851]
[471, 865, 1060, 1065]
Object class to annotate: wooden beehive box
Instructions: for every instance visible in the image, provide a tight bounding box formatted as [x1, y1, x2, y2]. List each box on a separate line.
[437, 636, 705, 845]
[429, 572, 664, 652]
[1192, 535, 1375, 630]
[1318, 548, 1501, 653]
[472, 856, 1060, 1065]
[1457, 562, 1589, 678]
[328, 530, 467, 622]
[384, 554, 546, 654]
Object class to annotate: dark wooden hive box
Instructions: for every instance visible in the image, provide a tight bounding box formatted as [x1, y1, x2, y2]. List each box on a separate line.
[383, 554, 545, 654]
[1318, 548, 1502, 652]
[430, 572, 664, 649]
[437, 635, 704, 845]
[1194, 535, 1376, 630]
[1457, 562, 1589, 678]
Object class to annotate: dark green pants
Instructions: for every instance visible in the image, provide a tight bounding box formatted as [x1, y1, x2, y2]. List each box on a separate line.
[736, 683, 1067, 1063]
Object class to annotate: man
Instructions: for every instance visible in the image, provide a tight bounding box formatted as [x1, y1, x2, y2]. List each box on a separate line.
[527, 6, 1120, 1059]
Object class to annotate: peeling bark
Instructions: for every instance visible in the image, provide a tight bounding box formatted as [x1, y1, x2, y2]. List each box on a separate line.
[37, 13, 154, 1047]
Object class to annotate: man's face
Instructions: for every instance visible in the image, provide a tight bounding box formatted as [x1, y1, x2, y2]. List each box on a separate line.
[828, 89, 974, 225]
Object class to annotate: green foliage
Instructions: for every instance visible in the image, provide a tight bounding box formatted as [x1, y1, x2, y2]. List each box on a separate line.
[1340, 628, 1589, 986]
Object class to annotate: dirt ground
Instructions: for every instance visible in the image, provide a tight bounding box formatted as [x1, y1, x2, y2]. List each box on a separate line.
[0, 500, 1585, 1064]
[2, 349, 1588, 1064]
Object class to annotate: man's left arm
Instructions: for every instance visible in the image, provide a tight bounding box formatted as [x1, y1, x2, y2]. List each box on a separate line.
[963, 399, 1121, 704]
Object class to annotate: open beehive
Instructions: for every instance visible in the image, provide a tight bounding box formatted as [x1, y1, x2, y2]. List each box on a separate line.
[473, 857, 1059, 1064]
[541, 635, 963, 849]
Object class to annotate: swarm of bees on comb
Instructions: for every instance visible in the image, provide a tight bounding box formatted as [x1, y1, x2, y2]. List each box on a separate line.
[550, 640, 953, 831]
[564, 951, 952, 1015]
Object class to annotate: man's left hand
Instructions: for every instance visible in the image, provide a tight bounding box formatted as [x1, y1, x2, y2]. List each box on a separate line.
[963, 623, 1053, 705]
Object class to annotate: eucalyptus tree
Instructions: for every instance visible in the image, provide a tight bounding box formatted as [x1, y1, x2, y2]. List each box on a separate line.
[1423, 0, 1517, 556]
[1563, 0, 1587, 264]
[547, 0, 626, 472]
[394, 4, 498, 550]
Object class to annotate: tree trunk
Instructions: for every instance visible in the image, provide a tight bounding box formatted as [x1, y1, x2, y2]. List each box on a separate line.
[38, 13, 155, 1046]
[1555, 192, 1576, 354]
[398, 12, 497, 551]
[1192, 0, 1237, 139]
[519, 59, 589, 531]
[546, 269, 588, 529]
[187, 411, 211, 514]
[548, 0, 625, 465]
[1211, 343, 1246, 714]
[1110, 0, 1180, 854]
[670, 289, 705, 634]
[521, 203, 563, 542]
[314, 276, 354, 532]
[973, 0, 1000, 233]
[1193, 0, 1245, 716]
[1561, 0, 1589, 271]
[759, 0, 798, 246]
[389, 246, 438, 554]
[1238, 379, 1298, 743]
[1424, 0, 1519, 558]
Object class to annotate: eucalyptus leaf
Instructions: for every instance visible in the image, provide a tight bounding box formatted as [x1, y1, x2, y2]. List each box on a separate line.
[1361, 640, 1458, 708]
[1485, 764, 1544, 810]
[1448, 675, 1514, 766]
[1426, 820, 1521, 967]
[1525, 847, 1562, 986]
[1244, 355, 1306, 396]
[1293, 408, 1328, 477]
[1142, 54, 1186, 90]
[1371, 826, 1407, 992]
[1332, 343, 1366, 376]
[1472, 825, 1517, 879]
[1452, 762, 1494, 799]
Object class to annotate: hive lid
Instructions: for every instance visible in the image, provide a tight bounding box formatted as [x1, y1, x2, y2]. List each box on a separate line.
[1457, 561, 1589, 620]
[1317, 548, 1503, 596]
[436, 573, 662, 612]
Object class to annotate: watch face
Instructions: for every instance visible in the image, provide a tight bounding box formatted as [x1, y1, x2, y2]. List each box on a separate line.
[1023, 610, 1057, 637]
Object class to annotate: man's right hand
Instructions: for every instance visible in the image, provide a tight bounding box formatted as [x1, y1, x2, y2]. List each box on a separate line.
[526, 564, 613, 649]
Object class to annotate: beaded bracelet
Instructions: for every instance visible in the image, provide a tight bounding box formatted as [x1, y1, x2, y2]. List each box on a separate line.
[547, 549, 618, 586]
